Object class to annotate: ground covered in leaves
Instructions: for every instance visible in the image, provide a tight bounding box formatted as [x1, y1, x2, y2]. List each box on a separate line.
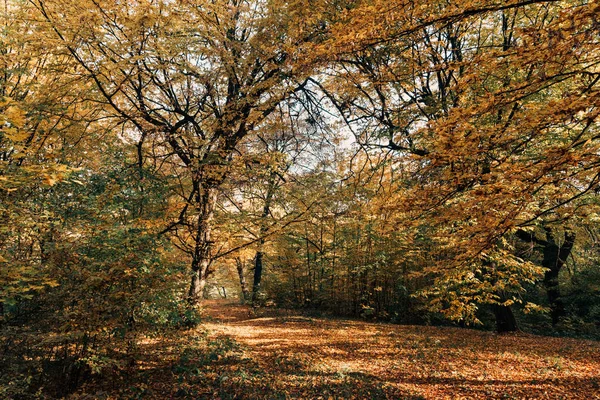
[74, 300, 600, 399]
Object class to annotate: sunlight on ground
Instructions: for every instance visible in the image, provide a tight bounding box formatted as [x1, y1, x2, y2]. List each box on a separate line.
[72, 300, 600, 399]
[199, 300, 600, 399]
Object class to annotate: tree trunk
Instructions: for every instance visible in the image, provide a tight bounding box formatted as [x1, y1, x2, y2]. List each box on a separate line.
[493, 304, 518, 333]
[236, 257, 250, 303]
[251, 172, 276, 303]
[544, 267, 564, 325]
[187, 185, 217, 306]
[252, 250, 264, 302]
[188, 257, 210, 304]
[541, 228, 575, 325]
[515, 227, 576, 326]
[478, 261, 519, 333]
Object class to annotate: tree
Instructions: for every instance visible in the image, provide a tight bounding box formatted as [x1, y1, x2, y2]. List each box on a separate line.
[318, 0, 600, 327]
[32, 0, 334, 304]
[1, 0, 101, 314]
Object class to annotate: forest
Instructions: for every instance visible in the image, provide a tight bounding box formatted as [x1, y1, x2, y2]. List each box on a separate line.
[1, 0, 600, 398]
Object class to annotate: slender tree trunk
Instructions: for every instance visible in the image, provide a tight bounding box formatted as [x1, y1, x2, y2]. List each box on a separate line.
[252, 250, 264, 302]
[305, 234, 312, 303]
[187, 185, 217, 305]
[252, 172, 276, 303]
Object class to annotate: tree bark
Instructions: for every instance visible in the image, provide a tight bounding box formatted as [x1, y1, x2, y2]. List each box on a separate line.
[236, 257, 250, 303]
[188, 258, 210, 304]
[187, 185, 217, 306]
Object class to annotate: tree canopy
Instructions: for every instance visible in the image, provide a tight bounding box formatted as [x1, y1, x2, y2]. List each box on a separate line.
[1, 0, 600, 397]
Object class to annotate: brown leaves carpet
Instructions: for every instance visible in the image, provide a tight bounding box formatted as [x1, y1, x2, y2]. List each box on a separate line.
[77, 300, 600, 399]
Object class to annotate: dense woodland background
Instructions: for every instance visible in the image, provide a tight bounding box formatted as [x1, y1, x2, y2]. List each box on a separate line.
[1, 0, 600, 397]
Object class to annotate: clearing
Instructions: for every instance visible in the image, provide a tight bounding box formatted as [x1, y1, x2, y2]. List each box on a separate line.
[78, 300, 600, 399]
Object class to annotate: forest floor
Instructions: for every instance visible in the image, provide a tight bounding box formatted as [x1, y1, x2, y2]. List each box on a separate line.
[76, 300, 600, 399]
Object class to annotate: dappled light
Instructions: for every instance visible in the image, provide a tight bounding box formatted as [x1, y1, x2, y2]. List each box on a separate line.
[2, 0, 600, 397]
[61, 300, 600, 398]
[196, 301, 600, 399]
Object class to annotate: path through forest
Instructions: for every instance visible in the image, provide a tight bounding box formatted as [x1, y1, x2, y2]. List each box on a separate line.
[186, 300, 600, 399]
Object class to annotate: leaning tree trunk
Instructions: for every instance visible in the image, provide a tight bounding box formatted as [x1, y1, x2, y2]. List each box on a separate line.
[188, 184, 217, 305]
